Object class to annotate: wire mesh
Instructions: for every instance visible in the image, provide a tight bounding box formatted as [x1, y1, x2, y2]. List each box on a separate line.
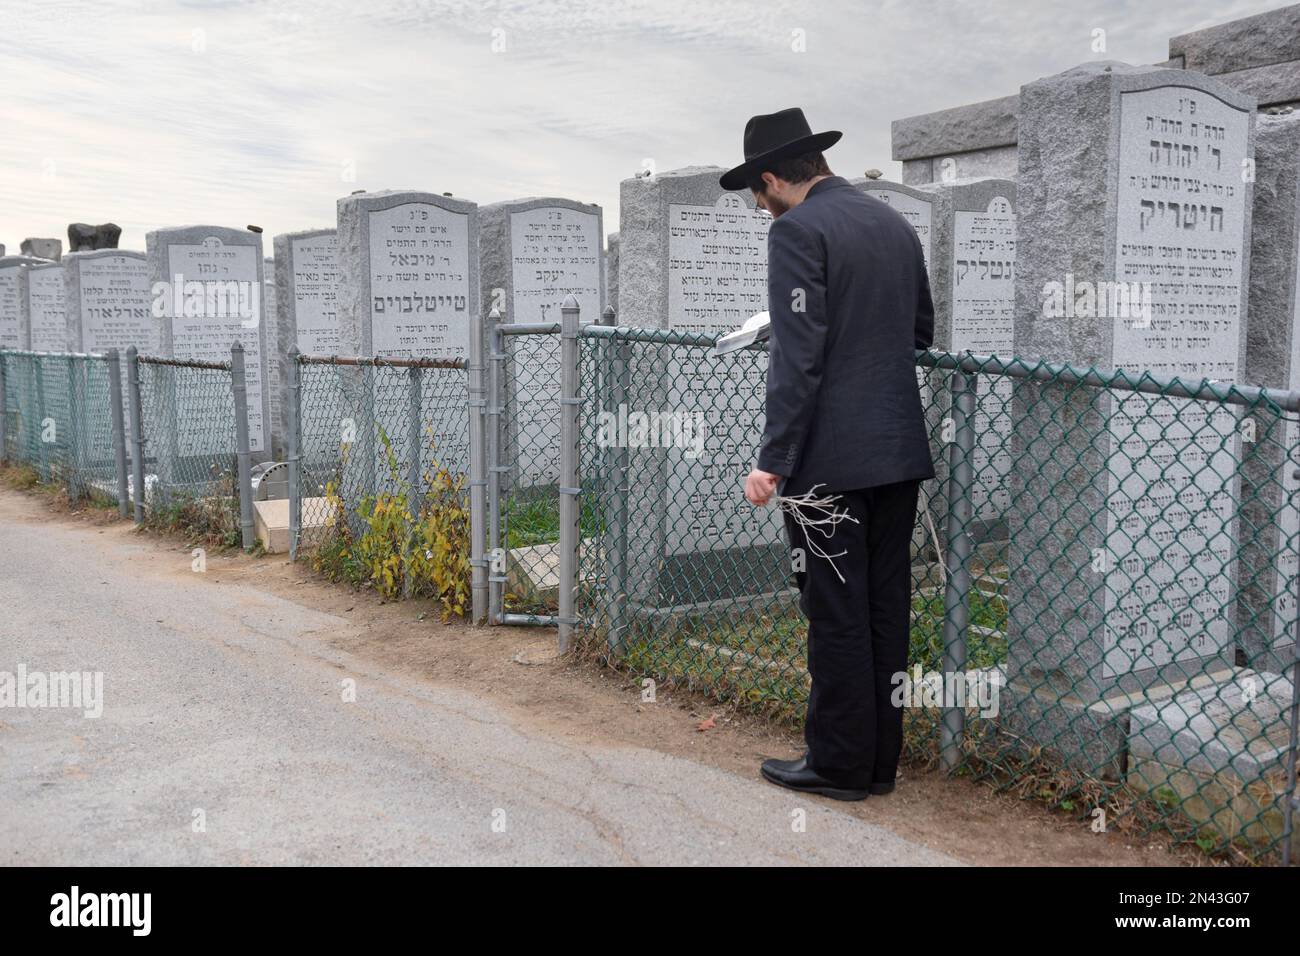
[574, 330, 1299, 864]
[5, 322, 1298, 862]
[134, 355, 238, 532]
[0, 350, 120, 505]
[293, 357, 471, 602]
[497, 330, 572, 617]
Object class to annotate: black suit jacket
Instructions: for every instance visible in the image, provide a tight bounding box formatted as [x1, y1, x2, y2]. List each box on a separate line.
[757, 176, 935, 495]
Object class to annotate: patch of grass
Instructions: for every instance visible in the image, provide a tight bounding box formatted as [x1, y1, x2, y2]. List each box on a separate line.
[575, 576, 1279, 865]
[1, 463, 42, 491]
[503, 490, 605, 549]
[909, 588, 1007, 671]
[1, 462, 121, 515]
[141, 488, 241, 549]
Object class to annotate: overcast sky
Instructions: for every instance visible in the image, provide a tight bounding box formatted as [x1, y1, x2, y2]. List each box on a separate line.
[0, 0, 1282, 253]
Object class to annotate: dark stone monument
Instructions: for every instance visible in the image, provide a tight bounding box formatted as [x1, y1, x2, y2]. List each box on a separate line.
[67, 223, 123, 252]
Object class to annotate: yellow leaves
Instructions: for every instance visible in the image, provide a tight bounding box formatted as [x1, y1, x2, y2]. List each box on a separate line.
[314, 433, 471, 618]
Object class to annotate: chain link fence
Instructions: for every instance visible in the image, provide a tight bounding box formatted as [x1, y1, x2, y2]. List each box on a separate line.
[1, 350, 125, 506]
[1, 346, 256, 544]
[130, 351, 246, 542]
[487, 320, 571, 623]
[9, 301, 1298, 863]
[287, 352, 471, 613]
[567, 321, 1300, 865]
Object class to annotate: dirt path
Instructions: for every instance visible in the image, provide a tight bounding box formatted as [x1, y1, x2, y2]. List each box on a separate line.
[0, 489, 1205, 866]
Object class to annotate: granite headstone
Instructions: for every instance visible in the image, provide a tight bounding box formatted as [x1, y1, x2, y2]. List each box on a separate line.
[1007, 62, 1255, 775]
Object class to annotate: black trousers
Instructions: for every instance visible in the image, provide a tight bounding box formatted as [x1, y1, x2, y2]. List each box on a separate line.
[782, 480, 920, 788]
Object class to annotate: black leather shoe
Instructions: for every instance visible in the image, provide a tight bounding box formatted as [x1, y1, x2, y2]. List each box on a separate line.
[760, 756, 868, 801]
[869, 781, 895, 796]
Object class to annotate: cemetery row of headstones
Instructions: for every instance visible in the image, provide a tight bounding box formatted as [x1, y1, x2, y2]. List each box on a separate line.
[611, 62, 1297, 835]
[0, 58, 1296, 827]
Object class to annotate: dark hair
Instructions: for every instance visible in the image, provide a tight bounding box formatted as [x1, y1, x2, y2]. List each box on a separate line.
[745, 150, 832, 193]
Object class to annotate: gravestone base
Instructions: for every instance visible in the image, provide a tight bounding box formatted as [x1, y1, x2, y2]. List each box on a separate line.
[254, 496, 330, 553]
[999, 667, 1236, 781]
[657, 545, 790, 607]
[506, 541, 604, 608]
[1127, 668, 1296, 853]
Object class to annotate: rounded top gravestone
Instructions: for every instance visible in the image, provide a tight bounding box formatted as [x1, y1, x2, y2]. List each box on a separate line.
[335, 189, 479, 360]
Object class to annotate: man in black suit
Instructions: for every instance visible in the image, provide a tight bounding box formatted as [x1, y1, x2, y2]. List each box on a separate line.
[721, 108, 935, 801]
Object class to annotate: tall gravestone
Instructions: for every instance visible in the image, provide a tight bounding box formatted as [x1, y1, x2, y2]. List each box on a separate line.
[336, 190, 478, 493]
[63, 250, 158, 355]
[146, 226, 269, 488]
[274, 229, 340, 357]
[261, 257, 283, 460]
[617, 166, 781, 607]
[0, 257, 47, 466]
[480, 197, 603, 487]
[336, 190, 478, 359]
[14, 261, 70, 475]
[273, 229, 339, 480]
[853, 178, 938, 271]
[20, 262, 70, 352]
[923, 178, 1018, 522]
[1007, 62, 1255, 776]
[63, 250, 159, 477]
[0, 256, 49, 349]
[1241, 110, 1300, 674]
[854, 178, 1017, 545]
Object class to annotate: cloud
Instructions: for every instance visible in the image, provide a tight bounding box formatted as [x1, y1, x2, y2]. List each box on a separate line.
[0, 0, 1269, 252]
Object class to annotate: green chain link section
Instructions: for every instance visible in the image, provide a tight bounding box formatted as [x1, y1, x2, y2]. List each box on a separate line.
[574, 330, 1300, 865]
[2, 350, 119, 506]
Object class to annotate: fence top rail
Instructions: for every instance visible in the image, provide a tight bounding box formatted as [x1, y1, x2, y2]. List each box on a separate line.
[499, 321, 561, 336]
[296, 354, 466, 370]
[580, 324, 719, 348]
[917, 349, 1300, 412]
[0, 348, 106, 361]
[576, 325, 1300, 413]
[136, 354, 232, 371]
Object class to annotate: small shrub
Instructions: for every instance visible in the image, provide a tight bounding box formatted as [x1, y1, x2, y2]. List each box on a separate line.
[309, 428, 471, 620]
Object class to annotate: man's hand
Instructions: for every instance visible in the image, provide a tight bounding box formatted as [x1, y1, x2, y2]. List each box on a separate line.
[744, 468, 781, 507]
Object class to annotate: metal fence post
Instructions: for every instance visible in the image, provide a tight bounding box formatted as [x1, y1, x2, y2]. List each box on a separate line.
[286, 348, 302, 561]
[402, 363, 424, 599]
[105, 349, 130, 517]
[0, 352, 7, 463]
[597, 307, 630, 657]
[468, 310, 488, 624]
[230, 342, 256, 551]
[407, 363, 423, 512]
[64, 356, 82, 501]
[1285, 467, 1300, 867]
[126, 347, 146, 524]
[486, 308, 505, 624]
[940, 368, 977, 772]
[362, 363, 377, 508]
[34, 357, 50, 481]
[557, 295, 581, 653]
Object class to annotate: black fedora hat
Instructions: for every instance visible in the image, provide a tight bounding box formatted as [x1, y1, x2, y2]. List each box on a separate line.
[719, 107, 842, 191]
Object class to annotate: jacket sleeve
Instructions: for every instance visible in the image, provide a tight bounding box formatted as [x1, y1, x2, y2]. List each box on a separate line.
[757, 214, 828, 478]
[914, 232, 935, 351]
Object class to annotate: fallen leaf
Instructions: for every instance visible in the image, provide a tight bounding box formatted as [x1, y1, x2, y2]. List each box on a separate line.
[696, 715, 717, 732]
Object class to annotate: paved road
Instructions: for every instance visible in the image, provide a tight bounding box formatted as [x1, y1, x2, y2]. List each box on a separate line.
[0, 497, 958, 866]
